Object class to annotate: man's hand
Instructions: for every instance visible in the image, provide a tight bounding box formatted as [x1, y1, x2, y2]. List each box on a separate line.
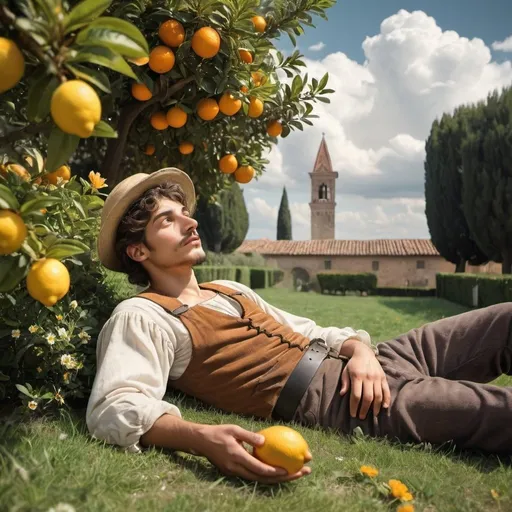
[196, 424, 312, 484]
[339, 343, 391, 419]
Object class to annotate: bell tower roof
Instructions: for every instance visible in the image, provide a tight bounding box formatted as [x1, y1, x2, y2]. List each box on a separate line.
[312, 133, 333, 173]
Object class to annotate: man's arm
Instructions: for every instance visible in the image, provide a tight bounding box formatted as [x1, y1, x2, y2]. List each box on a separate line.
[140, 413, 312, 483]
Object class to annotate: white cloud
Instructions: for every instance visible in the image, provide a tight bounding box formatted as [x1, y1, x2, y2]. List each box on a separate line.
[309, 41, 326, 52]
[492, 35, 512, 52]
[246, 9, 512, 241]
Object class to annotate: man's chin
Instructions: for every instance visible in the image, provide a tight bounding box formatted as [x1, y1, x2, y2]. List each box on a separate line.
[192, 249, 207, 266]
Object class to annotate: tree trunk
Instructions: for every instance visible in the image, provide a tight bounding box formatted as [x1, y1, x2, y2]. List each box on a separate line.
[502, 252, 512, 274]
[455, 259, 466, 273]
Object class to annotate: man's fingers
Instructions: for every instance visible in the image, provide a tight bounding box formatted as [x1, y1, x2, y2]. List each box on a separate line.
[230, 426, 265, 447]
[382, 376, 392, 409]
[372, 381, 383, 417]
[359, 382, 374, 419]
[234, 465, 312, 484]
[240, 449, 288, 477]
[340, 367, 350, 395]
[350, 377, 362, 417]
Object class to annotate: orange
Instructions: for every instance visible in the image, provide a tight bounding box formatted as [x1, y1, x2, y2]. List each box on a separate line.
[248, 97, 264, 118]
[219, 154, 238, 174]
[197, 98, 219, 121]
[150, 111, 169, 130]
[191, 27, 221, 58]
[26, 258, 70, 307]
[149, 45, 175, 73]
[238, 49, 253, 63]
[159, 19, 185, 47]
[129, 56, 149, 66]
[234, 165, 255, 184]
[179, 142, 194, 155]
[251, 71, 267, 87]
[166, 106, 188, 128]
[219, 92, 241, 116]
[0, 38, 25, 93]
[253, 426, 311, 475]
[0, 210, 27, 255]
[1, 163, 30, 181]
[252, 15, 267, 33]
[240, 85, 249, 94]
[131, 82, 152, 101]
[44, 165, 71, 185]
[267, 120, 282, 137]
[144, 144, 155, 155]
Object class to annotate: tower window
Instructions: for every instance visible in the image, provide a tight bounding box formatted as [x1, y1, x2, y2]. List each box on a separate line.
[324, 260, 332, 270]
[372, 261, 379, 271]
[416, 260, 425, 269]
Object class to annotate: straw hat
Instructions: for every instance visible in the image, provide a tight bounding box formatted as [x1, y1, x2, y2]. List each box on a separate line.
[97, 167, 196, 271]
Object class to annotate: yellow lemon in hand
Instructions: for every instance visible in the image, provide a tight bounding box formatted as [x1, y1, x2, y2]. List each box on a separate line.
[26, 258, 70, 307]
[253, 426, 312, 474]
[50, 80, 101, 138]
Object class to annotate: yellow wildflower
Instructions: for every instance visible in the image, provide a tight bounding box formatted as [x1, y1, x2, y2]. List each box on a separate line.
[56, 314, 64, 321]
[63, 372, 70, 383]
[397, 505, 414, 512]
[401, 492, 414, 502]
[54, 392, 65, 405]
[11, 329, 21, 339]
[360, 465, 379, 478]
[88, 171, 107, 190]
[46, 334, 56, 345]
[28, 325, 39, 334]
[28, 400, 38, 410]
[36, 367, 42, 373]
[69, 300, 78, 309]
[60, 354, 77, 369]
[78, 330, 91, 343]
[389, 479, 409, 499]
[491, 489, 500, 500]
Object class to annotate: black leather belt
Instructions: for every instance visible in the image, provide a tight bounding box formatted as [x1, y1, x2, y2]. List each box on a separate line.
[272, 339, 335, 422]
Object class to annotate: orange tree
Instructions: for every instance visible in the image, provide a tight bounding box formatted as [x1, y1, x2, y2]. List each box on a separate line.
[0, 0, 334, 413]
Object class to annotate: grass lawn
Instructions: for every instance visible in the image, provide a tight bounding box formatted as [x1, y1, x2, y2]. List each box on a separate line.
[2, 289, 511, 512]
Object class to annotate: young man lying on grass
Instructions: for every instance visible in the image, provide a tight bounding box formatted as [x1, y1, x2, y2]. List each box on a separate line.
[87, 168, 512, 485]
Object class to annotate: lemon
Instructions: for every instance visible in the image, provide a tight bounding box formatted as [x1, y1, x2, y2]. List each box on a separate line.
[50, 80, 101, 138]
[0, 210, 27, 255]
[253, 426, 312, 474]
[0, 38, 25, 93]
[26, 258, 70, 307]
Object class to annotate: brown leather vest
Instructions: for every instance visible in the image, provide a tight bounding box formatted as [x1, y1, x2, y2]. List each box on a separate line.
[137, 282, 312, 419]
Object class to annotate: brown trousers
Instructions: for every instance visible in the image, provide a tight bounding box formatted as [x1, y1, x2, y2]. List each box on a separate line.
[293, 302, 512, 454]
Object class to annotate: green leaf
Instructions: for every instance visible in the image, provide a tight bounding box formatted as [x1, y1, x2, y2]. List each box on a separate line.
[316, 96, 330, 104]
[45, 240, 90, 260]
[20, 197, 62, 215]
[69, 46, 137, 79]
[318, 72, 329, 90]
[72, 198, 87, 219]
[63, 0, 112, 34]
[75, 27, 148, 59]
[15, 384, 33, 398]
[0, 184, 20, 210]
[65, 64, 111, 93]
[46, 127, 80, 173]
[81, 195, 104, 211]
[86, 17, 149, 53]
[27, 74, 59, 122]
[91, 120, 118, 138]
[0, 254, 29, 293]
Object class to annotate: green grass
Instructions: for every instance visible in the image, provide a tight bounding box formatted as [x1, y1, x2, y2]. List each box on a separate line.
[1, 290, 511, 512]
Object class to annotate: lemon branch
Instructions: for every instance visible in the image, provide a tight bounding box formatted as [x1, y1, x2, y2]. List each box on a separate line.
[100, 75, 196, 185]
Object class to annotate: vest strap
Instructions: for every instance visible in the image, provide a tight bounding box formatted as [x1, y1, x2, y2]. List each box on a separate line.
[137, 292, 187, 317]
[199, 282, 244, 297]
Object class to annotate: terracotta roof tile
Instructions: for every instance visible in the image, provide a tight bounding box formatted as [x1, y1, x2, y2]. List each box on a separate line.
[236, 239, 440, 257]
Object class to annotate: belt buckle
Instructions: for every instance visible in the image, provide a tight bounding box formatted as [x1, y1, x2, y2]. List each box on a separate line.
[311, 338, 340, 359]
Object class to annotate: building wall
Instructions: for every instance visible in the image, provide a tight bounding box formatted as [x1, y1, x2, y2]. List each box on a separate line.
[263, 254, 503, 289]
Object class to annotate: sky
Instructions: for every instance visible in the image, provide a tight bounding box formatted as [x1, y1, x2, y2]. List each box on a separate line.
[243, 0, 512, 241]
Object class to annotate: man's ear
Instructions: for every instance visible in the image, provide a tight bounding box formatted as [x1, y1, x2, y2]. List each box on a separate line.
[126, 243, 149, 263]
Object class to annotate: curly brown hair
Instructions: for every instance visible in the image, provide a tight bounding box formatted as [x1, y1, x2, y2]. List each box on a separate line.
[114, 181, 189, 286]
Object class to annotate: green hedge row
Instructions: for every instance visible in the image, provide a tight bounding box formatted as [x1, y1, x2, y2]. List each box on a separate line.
[317, 272, 377, 294]
[436, 273, 512, 307]
[371, 287, 436, 297]
[194, 266, 283, 289]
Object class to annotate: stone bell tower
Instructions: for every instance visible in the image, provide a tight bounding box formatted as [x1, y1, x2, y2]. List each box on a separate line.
[309, 134, 338, 240]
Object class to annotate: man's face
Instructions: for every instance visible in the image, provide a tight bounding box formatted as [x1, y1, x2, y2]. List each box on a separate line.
[135, 197, 206, 271]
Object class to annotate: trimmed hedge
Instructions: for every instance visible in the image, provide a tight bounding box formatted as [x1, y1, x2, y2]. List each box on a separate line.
[194, 266, 283, 290]
[436, 273, 512, 307]
[317, 272, 377, 294]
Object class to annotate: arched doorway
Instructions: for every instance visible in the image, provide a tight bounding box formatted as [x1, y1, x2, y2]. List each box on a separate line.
[292, 267, 310, 291]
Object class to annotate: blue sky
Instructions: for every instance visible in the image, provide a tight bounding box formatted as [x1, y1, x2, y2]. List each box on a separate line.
[245, 2, 512, 241]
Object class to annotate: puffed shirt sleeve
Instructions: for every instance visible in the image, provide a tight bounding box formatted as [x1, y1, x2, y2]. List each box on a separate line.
[86, 311, 181, 453]
[213, 280, 372, 354]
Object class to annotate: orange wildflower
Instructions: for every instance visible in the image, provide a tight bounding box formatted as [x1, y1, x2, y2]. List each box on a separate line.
[360, 465, 379, 478]
[88, 171, 107, 190]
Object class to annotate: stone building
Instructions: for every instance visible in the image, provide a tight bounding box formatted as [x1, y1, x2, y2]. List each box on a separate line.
[237, 137, 501, 289]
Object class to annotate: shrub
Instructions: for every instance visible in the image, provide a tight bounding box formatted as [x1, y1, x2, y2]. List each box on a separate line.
[317, 272, 377, 294]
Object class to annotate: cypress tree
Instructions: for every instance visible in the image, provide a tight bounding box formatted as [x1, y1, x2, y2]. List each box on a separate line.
[462, 87, 512, 273]
[424, 109, 488, 271]
[277, 187, 292, 240]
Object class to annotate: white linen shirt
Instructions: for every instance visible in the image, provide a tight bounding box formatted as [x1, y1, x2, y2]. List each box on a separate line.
[86, 280, 371, 452]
